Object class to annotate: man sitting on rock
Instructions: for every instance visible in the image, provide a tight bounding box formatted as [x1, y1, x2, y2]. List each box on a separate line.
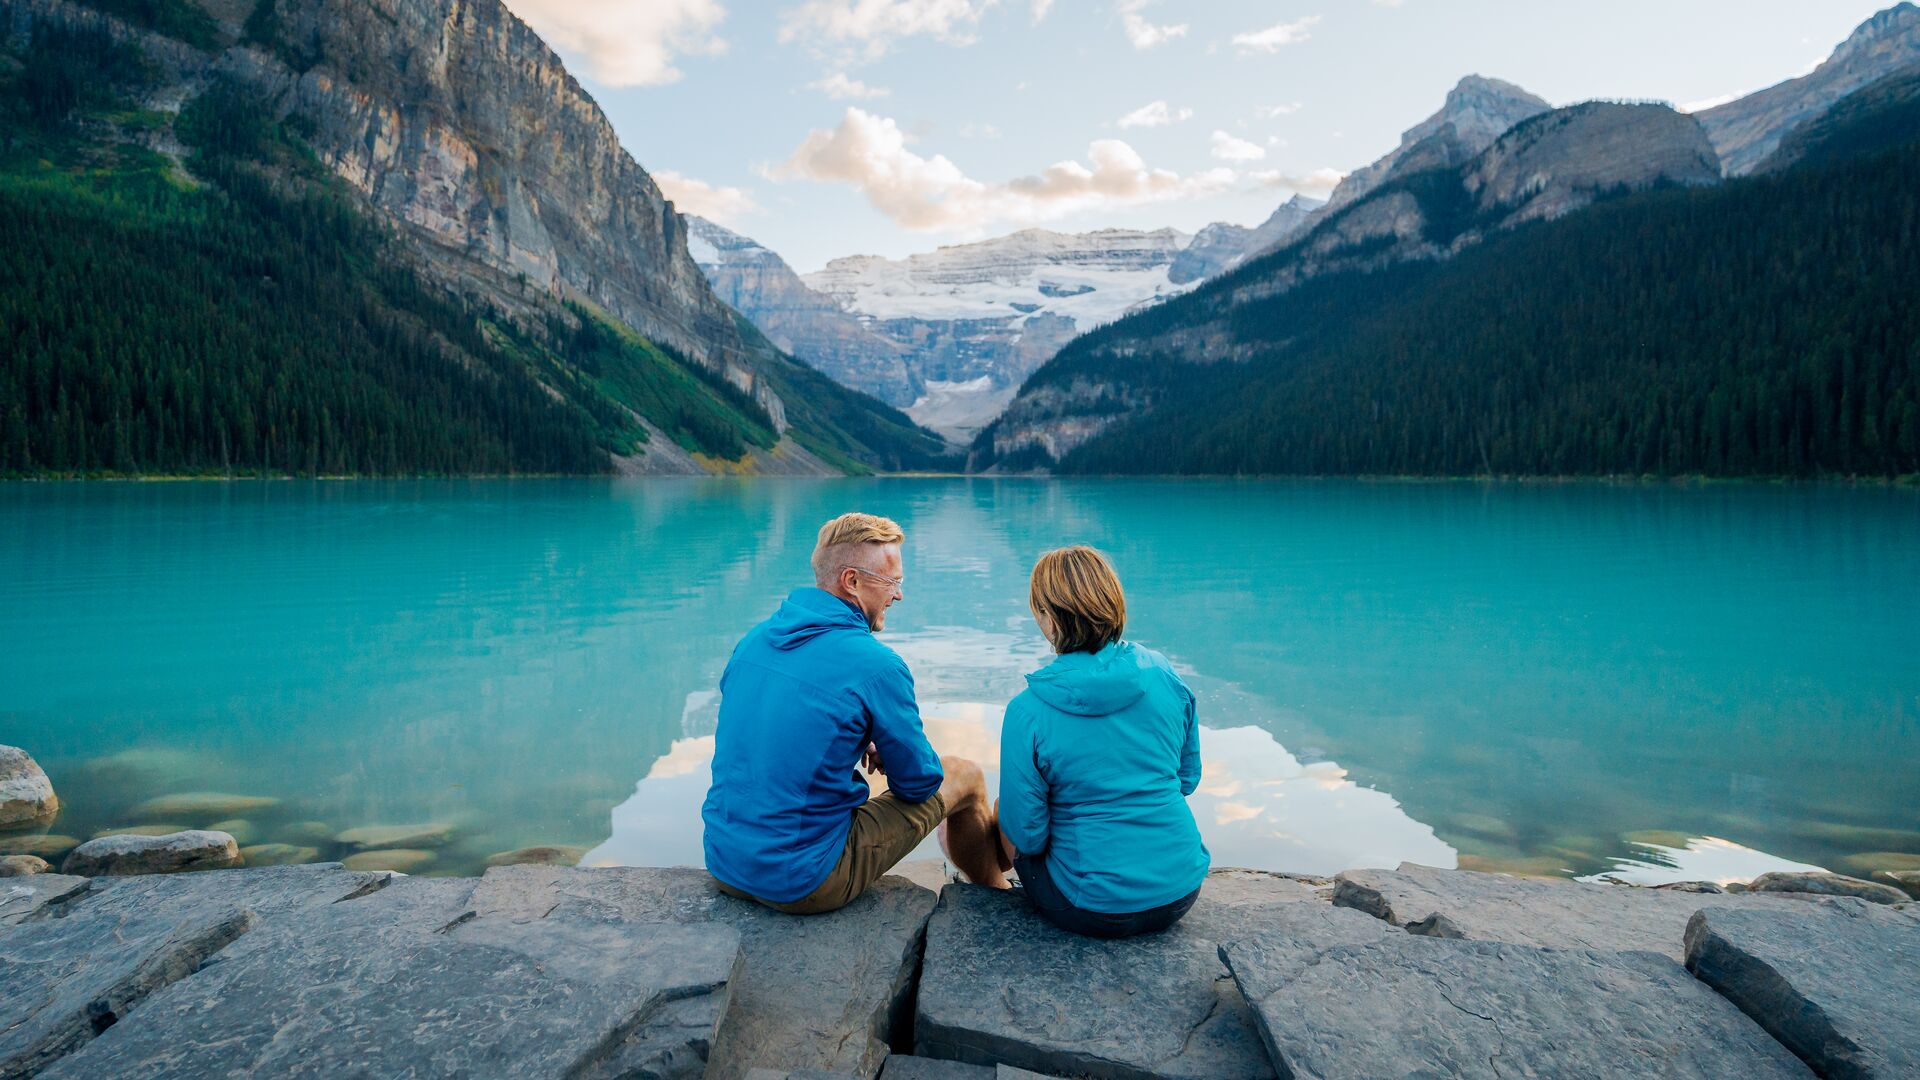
[702, 512, 1009, 913]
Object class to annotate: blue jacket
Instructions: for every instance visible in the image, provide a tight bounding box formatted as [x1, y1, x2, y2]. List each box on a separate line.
[702, 587, 944, 903]
[999, 641, 1210, 912]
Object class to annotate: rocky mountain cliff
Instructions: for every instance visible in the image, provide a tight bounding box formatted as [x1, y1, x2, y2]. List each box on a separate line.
[0, 0, 951, 474]
[1320, 75, 1552, 215]
[981, 101, 1724, 465]
[686, 216, 919, 407]
[1166, 195, 1324, 284]
[1698, 2, 1920, 176]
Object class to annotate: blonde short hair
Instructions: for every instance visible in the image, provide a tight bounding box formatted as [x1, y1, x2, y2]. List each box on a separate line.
[1030, 545, 1126, 654]
[812, 512, 905, 587]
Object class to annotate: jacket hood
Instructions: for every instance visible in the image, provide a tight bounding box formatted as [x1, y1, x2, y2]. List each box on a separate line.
[1025, 641, 1150, 716]
[764, 587, 871, 649]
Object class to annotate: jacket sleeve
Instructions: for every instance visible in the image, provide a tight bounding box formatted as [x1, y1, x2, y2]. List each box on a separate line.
[857, 656, 945, 803]
[1177, 678, 1202, 796]
[997, 702, 1050, 856]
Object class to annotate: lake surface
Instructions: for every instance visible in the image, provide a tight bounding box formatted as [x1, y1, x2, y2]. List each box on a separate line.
[3, 479, 1917, 884]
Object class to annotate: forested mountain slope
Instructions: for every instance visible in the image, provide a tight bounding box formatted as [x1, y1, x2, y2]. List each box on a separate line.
[974, 76, 1920, 479]
[0, 0, 952, 477]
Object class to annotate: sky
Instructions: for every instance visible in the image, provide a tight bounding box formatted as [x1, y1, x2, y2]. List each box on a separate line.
[497, 0, 1897, 273]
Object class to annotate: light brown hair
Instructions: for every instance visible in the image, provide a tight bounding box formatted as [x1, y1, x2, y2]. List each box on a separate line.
[812, 512, 906, 587]
[1030, 545, 1126, 654]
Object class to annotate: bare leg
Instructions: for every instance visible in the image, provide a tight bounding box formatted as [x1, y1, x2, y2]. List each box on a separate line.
[935, 756, 1010, 889]
[994, 799, 1016, 872]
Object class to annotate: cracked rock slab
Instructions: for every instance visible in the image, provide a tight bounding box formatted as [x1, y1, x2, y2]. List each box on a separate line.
[1334, 863, 1810, 959]
[43, 898, 741, 1080]
[0, 874, 88, 927]
[1224, 931, 1811, 1079]
[468, 864, 939, 1080]
[1686, 900, 1920, 1078]
[0, 865, 385, 1079]
[915, 870, 1321, 1080]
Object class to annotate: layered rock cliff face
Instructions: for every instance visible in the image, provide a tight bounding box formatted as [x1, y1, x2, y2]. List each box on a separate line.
[984, 101, 1723, 465]
[1320, 75, 1552, 215]
[686, 216, 919, 407]
[1698, 2, 1920, 176]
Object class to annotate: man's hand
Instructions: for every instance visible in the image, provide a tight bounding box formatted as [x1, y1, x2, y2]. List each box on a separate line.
[862, 742, 887, 776]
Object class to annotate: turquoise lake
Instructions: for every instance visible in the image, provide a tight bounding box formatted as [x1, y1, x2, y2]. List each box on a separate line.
[3, 479, 1917, 883]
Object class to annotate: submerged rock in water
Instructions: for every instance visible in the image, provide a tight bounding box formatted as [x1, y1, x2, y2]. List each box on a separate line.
[1841, 851, 1920, 874]
[63, 830, 243, 877]
[0, 854, 51, 876]
[337, 823, 456, 850]
[469, 864, 937, 1080]
[129, 792, 281, 821]
[280, 821, 336, 845]
[1225, 924, 1810, 1079]
[0, 834, 81, 858]
[1333, 863, 1820, 960]
[1688, 900, 1920, 1077]
[1874, 870, 1920, 899]
[342, 849, 436, 873]
[916, 870, 1321, 1080]
[207, 819, 259, 845]
[483, 845, 589, 868]
[1747, 870, 1909, 905]
[240, 844, 321, 867]
[0, 745, 58, 828]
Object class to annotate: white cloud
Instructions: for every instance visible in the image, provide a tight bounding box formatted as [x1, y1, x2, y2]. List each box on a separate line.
[959, 121, 1002, 138]
[502, 0, 725, 87]
[773, 107, 1235, 232]
[1210, 130, 1266, 162]
[1232, 15, 1321, 54]
[1117, 100, 1192, 128]
[655, 169, 761, 225]
[1373, 0, 1403, 6]
[1118, 0, 1187, 49]
[1031, 0, 1054, 22]
[811, 71, 892, 98]
[779, 0, 997, 60]
[1249, 166, 1346, 194]
[1260, 102, 1304, 118]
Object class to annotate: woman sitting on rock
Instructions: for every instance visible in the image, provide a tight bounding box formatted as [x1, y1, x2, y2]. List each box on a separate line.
[995, 545, 1210, 937]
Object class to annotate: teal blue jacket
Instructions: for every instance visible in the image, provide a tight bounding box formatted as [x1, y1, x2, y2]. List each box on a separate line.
[998, 640, 1210, 912]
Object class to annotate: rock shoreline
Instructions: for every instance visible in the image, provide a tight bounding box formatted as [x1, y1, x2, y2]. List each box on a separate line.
[1, 860, 1913, 1079]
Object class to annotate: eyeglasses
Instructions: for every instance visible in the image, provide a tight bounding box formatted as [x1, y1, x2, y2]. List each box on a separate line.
[841, 565, 904, 593]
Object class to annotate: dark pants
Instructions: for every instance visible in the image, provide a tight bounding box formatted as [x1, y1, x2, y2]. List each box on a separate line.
[1013, 853, 1200, 939]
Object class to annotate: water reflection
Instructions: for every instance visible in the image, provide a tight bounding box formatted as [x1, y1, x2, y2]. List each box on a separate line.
[1580, 835, 1827, 887]
[585, 695, 1457, 876]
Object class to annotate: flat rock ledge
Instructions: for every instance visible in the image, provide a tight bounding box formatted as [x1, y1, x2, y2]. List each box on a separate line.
[1333, 862, 1837, 960]
[915, 870, 1322, 1080]
[1687, 900, 1920, 1078]
[3, 861, 1914, 1079]
[1220, 907, 1810, 1079]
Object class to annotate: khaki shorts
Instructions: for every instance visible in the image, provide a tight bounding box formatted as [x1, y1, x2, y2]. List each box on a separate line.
[716, 791, 948, 915]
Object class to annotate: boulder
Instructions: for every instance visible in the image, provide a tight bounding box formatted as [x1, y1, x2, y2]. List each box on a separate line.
[484, 844, 589, 868]
[127, 791, 280, 821]
[1687, 900, 1920, 1078]
[0, 745, 58, 828]
[89, 824, 190, 840]
[342, 848, 436, 873]
[0, 872, 89, 925]
[1747, 871, 1909, 905]
[1874, 870, 1920, 900]
[468, 864, 938, 1080]
[1334, 863, 1809, 960]
[43, 897, 740, 1080]
[62, 830, 242, 877]
[336, 822, 456, 849]
[1224, 929, 1810, 1078]
[0, 865, 388, 1077]
[0, 854, 50, 877]
[239, 843, 320, 867]
[916, 870, 1322, 1080]
[879, 1057, 994, 1080]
